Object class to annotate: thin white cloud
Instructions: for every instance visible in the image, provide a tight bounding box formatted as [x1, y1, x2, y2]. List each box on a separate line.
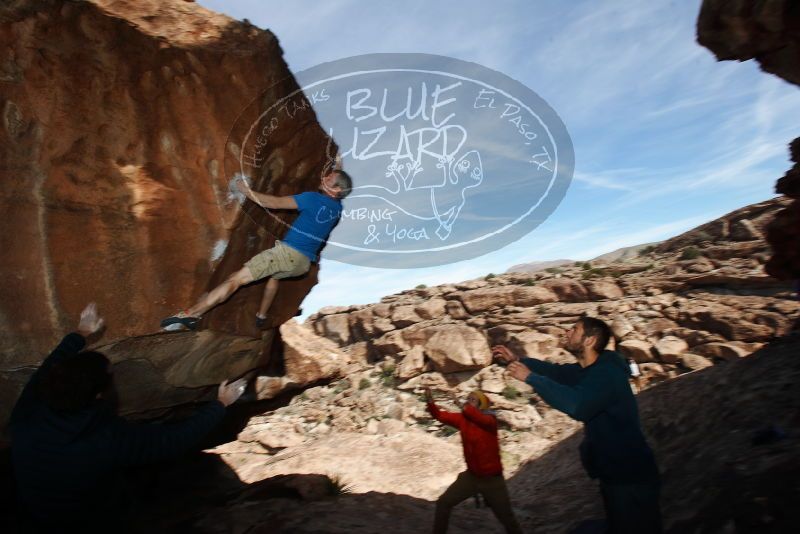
[572, 169, 639, 191]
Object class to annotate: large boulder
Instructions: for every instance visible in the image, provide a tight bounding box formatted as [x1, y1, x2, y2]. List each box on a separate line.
[611, 316, 635, 339]
[540, 279, 589, 302]
[692, 341, 752, 361]
[504, 331, 560, 360]
[414, 298, 447, 320]
[315, 313, 352, 346]
[654, 336, 689, 364]
[455, 287, 517, 314]
[1, 329, 269, 429]
[697, 0, 800, 86]
[348, 308, 395, 342]
[255, 320, 351, 400]
[396, 346, 427, 380]
[677, 305, 776, 342]
[584, 280, 624, 301]
[512, 286, 559, 306]
[617, 339, 655, 363]
[423, 325, 491, 373]
[215, 431, 465, 499]
[0, 0, 334, 428]
[391, 305, 424, 329]
[0, 0, 333, 363]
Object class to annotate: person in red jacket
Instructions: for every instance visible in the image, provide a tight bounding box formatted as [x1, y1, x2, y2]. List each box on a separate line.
[425, 387, 523, 534]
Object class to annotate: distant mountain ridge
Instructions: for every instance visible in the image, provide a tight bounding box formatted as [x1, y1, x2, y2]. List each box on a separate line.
[505, 258, 573, 274]
[506, 243, 660, 274]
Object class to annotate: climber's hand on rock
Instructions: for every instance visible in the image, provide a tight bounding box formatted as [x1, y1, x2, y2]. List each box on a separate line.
[218, 378, 247, 407]
[77, 303, 105, 338]
[492, 345, 519, 365]
[235, 177, 251, 196]
[507, 361, 531, 382]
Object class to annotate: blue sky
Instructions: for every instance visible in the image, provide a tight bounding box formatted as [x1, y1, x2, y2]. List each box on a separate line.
[198, 0, 800, 317]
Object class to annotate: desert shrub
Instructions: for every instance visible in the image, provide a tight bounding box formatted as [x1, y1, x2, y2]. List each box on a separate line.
[544, 267, 563, 274]
[381, 363, 396, 378]
[358, 377, 371, 390]
[580, 262, 592, 270]
[638, 245, 656, 256]
[415, 284, 427, 289]
[692, 230, 713, 244]
[680, 247, 700, 260]
[502, 385, 520, 400]
[523, 278, 536, 286]
[381, 376, 397, 388]
[485, 273, 496, 280]
[380, 365, 397, 388]
[326, 475, 354, 496]
[581, 267, 607, 280]
[439, 425, 459, 437]
[332, 378, 351, 394]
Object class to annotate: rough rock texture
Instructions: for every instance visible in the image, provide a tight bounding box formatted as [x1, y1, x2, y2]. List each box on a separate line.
[0, 0, 332, 362]
[0, 329, 270, 427]
[215, 431, 465, 498]
[0, 0, 335, 431]
[255, 320, 352, 400]
[307, 198, 797, 391]
[697, 0, 800, 86]
[697, 1, 800, 279]
[423, 324, 491, 373]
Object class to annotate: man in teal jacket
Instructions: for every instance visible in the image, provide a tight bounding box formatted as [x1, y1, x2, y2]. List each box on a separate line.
[495, 316, 661, 534]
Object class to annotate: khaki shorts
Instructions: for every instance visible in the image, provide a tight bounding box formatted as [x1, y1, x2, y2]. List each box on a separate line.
[244, 240, 311, 281]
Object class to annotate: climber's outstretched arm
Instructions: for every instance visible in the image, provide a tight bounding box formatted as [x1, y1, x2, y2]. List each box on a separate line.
[236, 180, 297, 210]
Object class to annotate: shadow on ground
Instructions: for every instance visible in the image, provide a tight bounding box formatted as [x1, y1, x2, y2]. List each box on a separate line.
[2, 336, 799, 533]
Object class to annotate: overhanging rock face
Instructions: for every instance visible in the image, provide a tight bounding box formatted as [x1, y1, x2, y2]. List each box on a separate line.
[1, 330, 272, 427]
[0, 0, 334, 430]
[697, 0, 800, 280]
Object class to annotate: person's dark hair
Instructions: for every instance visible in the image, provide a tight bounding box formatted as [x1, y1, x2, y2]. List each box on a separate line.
[39, 351, 111, 412]
[332, 170, 353, 199]
[578, 316, 611, 352]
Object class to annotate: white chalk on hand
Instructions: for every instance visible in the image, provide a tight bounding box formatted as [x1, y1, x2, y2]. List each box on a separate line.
[227, 173, 252, 205]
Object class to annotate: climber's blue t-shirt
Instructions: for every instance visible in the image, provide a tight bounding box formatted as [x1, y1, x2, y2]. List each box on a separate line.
[283, 192, 342, 262]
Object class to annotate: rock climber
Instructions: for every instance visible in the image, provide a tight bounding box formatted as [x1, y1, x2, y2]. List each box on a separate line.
[161, 169, 352, 331]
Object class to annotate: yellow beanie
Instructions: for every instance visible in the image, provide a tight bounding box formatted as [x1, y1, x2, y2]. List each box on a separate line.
[472, 390, 490, 410]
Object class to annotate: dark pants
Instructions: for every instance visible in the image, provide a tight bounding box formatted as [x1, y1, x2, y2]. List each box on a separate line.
[600, 480, 662, 534]
[433, 470, 523, 534]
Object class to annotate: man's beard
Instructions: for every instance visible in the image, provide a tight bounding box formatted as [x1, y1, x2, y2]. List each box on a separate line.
[565, 341, 585, 362]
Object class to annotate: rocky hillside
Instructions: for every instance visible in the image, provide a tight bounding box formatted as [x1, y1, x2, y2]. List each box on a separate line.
[506, 258, 573, 275]
[508, 242, 659, 274]
[307, 197, 796, 392]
